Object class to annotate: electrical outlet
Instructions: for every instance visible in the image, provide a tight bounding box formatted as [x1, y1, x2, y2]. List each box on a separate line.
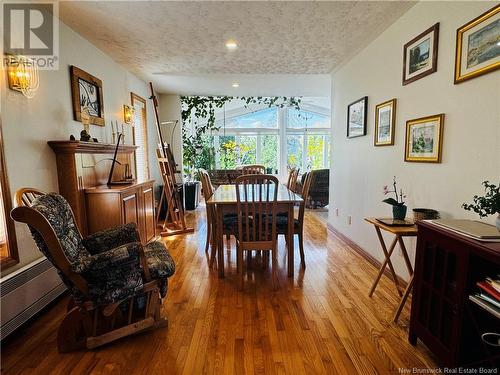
[335, 208, 339, 217]
[347, 215, 352, 225]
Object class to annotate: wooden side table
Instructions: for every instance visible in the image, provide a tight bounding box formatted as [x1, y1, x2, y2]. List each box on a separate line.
[364, 217, 418, 322]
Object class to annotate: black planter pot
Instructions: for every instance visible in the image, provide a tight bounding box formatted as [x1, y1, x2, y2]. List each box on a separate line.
[184, 182, 200, 210]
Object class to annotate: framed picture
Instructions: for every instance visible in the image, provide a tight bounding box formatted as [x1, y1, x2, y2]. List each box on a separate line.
[374, 98, 397, 146]
[347, 96, 367, 138]
[454, 4, 500, 84]
[405, 114, 444, 163]
[70, 65, 105, 126]
[402, 23, 439, 85]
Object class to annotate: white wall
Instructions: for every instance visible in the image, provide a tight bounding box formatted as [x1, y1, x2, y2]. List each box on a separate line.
[158, 94, 183, 175]
[1, 20, 160, 274]
[328, 1, 500, 281]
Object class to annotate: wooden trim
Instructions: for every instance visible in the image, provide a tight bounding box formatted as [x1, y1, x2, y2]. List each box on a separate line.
[402, 23, 439, 86]
[0, 119, 19, 271]
[48, 140, 137, 155]
[70, 66, 105, 126]
[326, 222, 408, 288]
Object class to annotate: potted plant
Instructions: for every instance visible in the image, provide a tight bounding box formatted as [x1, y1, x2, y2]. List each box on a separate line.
[462, 181, 500, 231]
[383, 176, 407, 220]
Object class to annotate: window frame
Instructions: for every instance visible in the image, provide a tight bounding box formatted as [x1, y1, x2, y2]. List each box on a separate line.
[0, 119, 19, 271]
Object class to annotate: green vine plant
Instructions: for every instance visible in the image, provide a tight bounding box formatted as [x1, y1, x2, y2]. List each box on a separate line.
[181, 96, 302, 179]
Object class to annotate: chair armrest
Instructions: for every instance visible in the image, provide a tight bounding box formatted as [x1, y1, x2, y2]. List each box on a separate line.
[82, 223, 141, 255]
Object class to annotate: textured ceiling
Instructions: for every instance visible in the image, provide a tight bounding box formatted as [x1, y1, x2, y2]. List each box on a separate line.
[59, 1, 415, 94]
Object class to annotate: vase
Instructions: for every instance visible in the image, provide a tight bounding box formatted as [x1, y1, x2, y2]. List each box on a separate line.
[392, 205, 407, 221]
[496, 213, 500, 232]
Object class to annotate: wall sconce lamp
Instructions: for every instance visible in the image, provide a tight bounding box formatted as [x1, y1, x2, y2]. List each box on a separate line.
[123, 104, 135, 124]
[6, 55, 39, 99]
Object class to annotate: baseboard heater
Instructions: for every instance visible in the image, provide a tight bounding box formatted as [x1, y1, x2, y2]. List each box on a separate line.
[0, 257, 67, 340]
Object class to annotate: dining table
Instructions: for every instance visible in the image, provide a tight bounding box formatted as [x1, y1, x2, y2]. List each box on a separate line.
[206, 183, 303, 278]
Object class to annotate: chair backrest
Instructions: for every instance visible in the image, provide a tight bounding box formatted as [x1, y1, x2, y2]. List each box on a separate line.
[199, 169, 217, 227]
[286, 168, 300, 192]
[242, 164, 265, 175]
[298, 171, 314, 225]
[235, 174, 278, 247]
[15, 187, 45, 207]
[11, 191, 90, 299]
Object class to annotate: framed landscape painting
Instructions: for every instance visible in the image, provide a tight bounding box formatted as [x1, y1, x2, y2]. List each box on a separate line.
[403, 23, 439, 85]
[405, 114, 444, 163]
[374, 98, 396, 146]
[454, 4, 500, 83]
[347, 96, 367, 138]
[70, 66, 105, 126]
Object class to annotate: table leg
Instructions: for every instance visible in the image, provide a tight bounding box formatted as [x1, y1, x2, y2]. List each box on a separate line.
[397, 236, 414, 276]
[369, 231, 401, 297]
[393, 274, 414, 322]
[287, 203, 294, 278]
[217, 206, 224, 278]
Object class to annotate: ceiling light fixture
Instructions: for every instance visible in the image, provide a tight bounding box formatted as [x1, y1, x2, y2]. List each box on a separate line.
[232, 83, 239, 88]
[225, 40, 238, 50]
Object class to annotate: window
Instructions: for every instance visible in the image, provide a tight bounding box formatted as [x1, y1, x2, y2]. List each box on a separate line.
[286, 109, 330, 172]
[131, 93, 149, 181]
[208, 101, 330, 176]
[0, 122, 18, 271]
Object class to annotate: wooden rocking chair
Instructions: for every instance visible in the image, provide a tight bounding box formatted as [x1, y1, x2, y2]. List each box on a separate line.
[11, 188, 176, 352]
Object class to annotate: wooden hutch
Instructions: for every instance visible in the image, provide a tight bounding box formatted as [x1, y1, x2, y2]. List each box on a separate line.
[48, 140, 155, 244]
[410, 221, 500, 368]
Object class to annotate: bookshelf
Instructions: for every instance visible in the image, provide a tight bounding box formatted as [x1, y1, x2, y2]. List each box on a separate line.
[409, 221, 500, 368]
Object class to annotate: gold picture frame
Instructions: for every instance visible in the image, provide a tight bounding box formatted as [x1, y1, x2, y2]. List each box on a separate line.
[374, 98, 396, 146]
[454, 4, 500, 84]
[405, 114, 444, 163]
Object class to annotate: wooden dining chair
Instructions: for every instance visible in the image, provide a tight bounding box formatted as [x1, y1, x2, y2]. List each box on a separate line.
[286, 168, 300, 193]
[277, 170, 314, 269]
[242, 164, 266, 175]
[235, 174, 279, 289]
[199, 169, 237, 268]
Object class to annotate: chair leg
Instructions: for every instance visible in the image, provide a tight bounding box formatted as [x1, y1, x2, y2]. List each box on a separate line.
[57, 307, 89, 353]
[298, 231, 306, 269]
[238, 247, 244, 290]
[205, 220, 211, 254]
[271, 249, 278, 290]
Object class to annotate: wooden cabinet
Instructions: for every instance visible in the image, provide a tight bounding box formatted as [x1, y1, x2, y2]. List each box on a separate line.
[409, 221, 500, 368]
[85, 180, 155, 244]
[48, 140, 138, 235]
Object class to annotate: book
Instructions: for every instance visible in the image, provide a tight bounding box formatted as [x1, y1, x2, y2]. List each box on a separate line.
[477, 280, 500, 301]
[469, 295, 500, 319]
[478, 293, 500, 309]
[486, 277, 500, 293]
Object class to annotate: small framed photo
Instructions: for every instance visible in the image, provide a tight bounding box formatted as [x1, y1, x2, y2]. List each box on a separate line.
[374, 98, 397, 146]
[454, 5, 500, 84]
[347, 96, 367, 138]
[405, 114, 444, 163]
[70, 66, 105, 126]
[403, 23, 439, 85]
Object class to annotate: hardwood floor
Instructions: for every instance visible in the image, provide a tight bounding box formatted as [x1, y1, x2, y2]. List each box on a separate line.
[1, 207, 437, 374]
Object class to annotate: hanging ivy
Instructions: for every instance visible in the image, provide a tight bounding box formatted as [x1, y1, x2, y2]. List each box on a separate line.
[180, 96, 302, 175]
